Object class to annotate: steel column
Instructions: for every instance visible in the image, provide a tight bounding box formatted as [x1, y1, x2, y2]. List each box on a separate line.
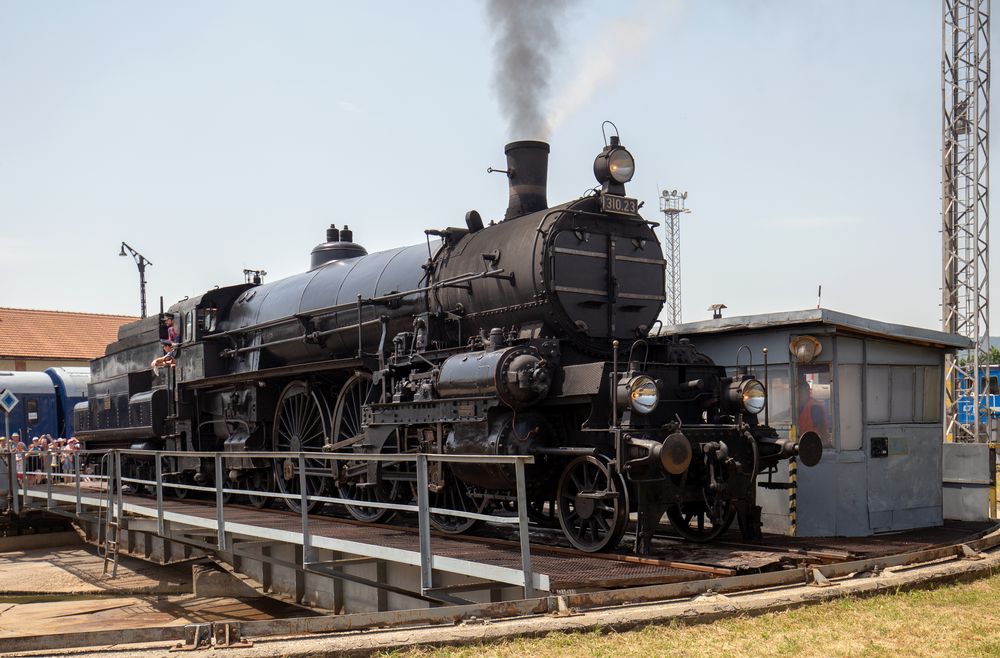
[298, 454, 314, 564]
[45, 452, 52, 510]
[114, 450, 123, 523]
[214, 454, 226, 551]
[74, 452, 81, 516]
[514, 458, 535, 598]
[942, 0, 991, 442]
[416, 453, 433, 593]
[155, 453, 164, 536]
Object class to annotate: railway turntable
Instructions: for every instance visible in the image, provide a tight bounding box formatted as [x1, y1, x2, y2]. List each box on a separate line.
[6, 449, 995, 616]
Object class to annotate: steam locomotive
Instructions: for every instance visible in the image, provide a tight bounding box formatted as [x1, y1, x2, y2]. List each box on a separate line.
[75, 128, 821, 552]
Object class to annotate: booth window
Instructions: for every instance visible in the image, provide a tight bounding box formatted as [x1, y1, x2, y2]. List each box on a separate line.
[867, 365, 941, 424]
[890, 366, 915, 422]
[838, 365, 863, 450]
[796, 365, 832, 448]
[763, 364, 791, 427]
[919, 366, 942, 422]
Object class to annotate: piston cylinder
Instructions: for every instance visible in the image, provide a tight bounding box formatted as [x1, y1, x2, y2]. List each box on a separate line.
[435, 345, 551, 408]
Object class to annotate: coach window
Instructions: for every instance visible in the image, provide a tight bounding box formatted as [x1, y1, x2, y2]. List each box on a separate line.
[26, 399, 38, 424]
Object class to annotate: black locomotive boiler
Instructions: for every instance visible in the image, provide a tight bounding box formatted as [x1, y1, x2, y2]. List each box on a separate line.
[75, 129, 821, 552]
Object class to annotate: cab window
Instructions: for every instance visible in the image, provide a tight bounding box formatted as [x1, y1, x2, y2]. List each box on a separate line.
[200, 308, 218, 333]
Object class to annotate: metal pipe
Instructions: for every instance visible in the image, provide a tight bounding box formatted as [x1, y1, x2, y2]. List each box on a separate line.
[299, 454, 313, 564]
[214, 454, 226, 550]
[113, 448, 534, 465]
[115, 450, 124, 534]
[763, 347, 770, 427]
[611, 339, 620, 429]
[155, 453, 164, 536]
[416, 454, 433, 593]
[74, 452, 81, 517]
[4, 451, 13, 515]
[514, 458, 534, 598]
[45, 452, 52, 510]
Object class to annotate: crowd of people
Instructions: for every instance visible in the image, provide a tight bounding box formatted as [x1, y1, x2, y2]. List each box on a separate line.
[0, 432, 84, 482]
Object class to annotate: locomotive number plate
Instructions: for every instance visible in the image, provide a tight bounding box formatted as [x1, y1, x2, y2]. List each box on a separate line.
[601, 194, 639, 216]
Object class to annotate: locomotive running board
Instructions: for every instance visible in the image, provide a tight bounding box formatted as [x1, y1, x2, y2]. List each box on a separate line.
[184, 356, 365, 390]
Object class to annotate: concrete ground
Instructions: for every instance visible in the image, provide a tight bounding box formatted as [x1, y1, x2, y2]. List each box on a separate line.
[0, 531, 314, 641]
[0, 531, 190, 595]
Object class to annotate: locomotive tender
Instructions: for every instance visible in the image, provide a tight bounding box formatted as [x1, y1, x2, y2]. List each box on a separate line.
[75, 129, 821, 552]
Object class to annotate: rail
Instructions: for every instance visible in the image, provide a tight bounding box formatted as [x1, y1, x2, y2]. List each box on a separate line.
[0, 447, 538, 599]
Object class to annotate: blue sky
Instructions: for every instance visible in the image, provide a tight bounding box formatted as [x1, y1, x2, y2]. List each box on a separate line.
[0, 0, 983, 331]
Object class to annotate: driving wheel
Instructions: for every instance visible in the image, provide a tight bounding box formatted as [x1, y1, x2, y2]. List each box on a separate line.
[665, 497, 737, 542]
[556, 456, 629, 552]
[273, 380, 330, 513]
[428, 468, 491, 534]
[331, 373, 396, 523]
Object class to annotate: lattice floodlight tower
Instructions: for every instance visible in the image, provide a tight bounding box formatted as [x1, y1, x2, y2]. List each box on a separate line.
[659, 189, 689, 326]
[942, 0, 990, 442]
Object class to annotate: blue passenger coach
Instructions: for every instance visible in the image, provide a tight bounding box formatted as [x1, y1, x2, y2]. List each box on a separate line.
[0, 367, 89, 439]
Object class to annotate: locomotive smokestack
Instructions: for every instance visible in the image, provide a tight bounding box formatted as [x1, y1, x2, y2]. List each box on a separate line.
[504, 140, 549, 220]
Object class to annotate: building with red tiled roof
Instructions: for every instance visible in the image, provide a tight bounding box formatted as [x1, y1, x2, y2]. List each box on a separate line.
[0, 307, 138, 371]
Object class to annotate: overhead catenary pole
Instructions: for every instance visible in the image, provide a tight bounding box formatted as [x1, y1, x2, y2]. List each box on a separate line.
[659, 189, 690, 325]
[942, 0, 990, 442]
[119, 242, 153, 319]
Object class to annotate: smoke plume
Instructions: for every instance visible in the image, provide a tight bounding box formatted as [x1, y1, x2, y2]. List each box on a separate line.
[547, 1, 674, 133]
[486, 0, 573, 140]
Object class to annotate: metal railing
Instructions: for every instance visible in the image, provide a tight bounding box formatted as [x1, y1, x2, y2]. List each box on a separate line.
[1, 447, 538, 598]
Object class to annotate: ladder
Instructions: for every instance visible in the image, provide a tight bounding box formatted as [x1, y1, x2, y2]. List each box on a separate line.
[98, 451, 121, 578]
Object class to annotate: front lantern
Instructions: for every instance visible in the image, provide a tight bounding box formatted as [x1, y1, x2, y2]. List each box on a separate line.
[594, 135, 635, 195]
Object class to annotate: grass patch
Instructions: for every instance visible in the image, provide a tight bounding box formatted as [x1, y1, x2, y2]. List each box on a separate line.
[379, 573, 1000, 657]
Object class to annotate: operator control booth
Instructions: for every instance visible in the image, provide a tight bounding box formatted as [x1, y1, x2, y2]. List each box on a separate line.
[658, 309, 969, 537]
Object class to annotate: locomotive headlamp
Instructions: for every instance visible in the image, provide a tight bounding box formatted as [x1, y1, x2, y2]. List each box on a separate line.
[617, 375, 659, 414]
[594, 137, 636, 185]
[738, 378, 767, 415]
[607, 148, 635, 183]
